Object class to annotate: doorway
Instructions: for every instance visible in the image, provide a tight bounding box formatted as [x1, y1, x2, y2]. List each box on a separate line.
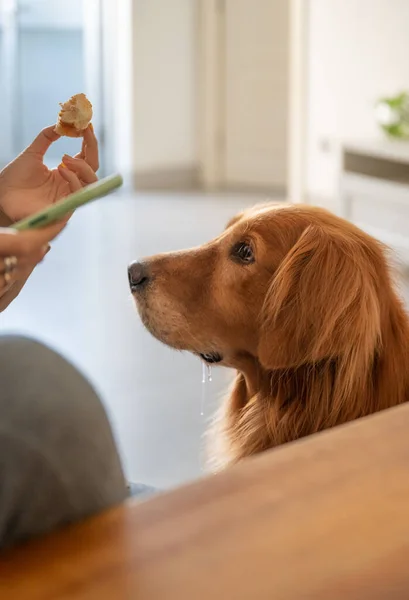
[199, 0, 290, 194]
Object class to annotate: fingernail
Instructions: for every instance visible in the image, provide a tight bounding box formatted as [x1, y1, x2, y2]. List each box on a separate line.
[63, 154, 74, 163]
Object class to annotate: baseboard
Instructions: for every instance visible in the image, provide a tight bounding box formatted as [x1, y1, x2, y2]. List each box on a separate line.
[132, 166, 288, 195]
[133, 165, 200, 191]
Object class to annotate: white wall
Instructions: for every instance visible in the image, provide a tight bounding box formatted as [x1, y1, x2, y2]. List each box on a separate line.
[306, 0, 409, 202]
[132, 0, 198, 174]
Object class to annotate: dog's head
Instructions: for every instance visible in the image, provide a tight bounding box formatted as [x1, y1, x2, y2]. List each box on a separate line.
[129, 204, 387, 375]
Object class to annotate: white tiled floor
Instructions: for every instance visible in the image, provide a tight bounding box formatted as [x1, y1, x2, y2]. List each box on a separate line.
[0, 191, 266, 490]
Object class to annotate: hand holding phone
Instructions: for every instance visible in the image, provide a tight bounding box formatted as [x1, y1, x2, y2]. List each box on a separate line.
[13, 174, 123, 231]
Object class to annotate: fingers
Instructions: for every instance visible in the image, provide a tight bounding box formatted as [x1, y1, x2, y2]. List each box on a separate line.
[0, 223, 63, 296]
[61, 155, 98, 185]
[57, 123, 98, 192]
[0, 224, 63, 295]
[0, 223, 66, 257]
[83, 124, 99, 171]
[26, 126, 61, 157]
[57, 164, 83, 193]
[74, 124, 99, 172]
[0, 263, 37, 291]
[0, 262, 37, 297]
[0, 232, 46, 296]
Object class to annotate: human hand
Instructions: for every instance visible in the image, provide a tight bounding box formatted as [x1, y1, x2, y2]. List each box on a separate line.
[0, 221, 67, 307]
[0, 125, 99, 222]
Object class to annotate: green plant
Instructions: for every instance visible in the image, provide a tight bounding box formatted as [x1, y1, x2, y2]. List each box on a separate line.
[375, 91, 409, 140]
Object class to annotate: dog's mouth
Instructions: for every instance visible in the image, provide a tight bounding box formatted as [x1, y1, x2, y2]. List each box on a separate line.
[199, 352, 223, 364]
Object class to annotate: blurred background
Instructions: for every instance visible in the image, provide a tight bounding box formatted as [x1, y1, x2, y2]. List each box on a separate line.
[0, 0, 408, 490]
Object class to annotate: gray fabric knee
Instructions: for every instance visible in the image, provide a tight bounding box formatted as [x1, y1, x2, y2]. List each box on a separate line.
[0, 336, 127, 549]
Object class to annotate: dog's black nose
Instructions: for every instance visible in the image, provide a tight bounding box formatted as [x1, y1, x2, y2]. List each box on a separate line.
[128, 261, 149, 290]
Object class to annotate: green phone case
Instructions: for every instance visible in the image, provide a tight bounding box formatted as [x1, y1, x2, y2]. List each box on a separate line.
[13, 174, 123, 231]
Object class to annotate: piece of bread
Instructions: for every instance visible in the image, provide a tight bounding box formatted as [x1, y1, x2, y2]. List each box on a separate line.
[55, 93, 93, 138]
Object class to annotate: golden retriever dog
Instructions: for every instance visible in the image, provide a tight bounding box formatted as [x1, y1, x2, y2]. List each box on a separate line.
[128, 204, 409, 469]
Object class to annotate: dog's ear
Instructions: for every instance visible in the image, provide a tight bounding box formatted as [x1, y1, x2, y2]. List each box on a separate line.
[258, 225, 382, 370]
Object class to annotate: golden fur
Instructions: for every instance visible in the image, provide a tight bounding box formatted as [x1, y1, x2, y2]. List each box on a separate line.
[131, 204, 409, 469]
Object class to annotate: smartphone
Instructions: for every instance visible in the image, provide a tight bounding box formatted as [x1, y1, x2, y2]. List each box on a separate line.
[13, 173, 123, 231]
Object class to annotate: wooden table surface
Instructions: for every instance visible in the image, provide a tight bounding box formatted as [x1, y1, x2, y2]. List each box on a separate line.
[2, 404, 409, 599]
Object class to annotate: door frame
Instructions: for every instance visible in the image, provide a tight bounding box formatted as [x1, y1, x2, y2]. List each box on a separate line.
[198, 0, 310, 201]
[90, 0, 134, 180]
[83, 0, 106, 173]
[197, 0, 225, 190]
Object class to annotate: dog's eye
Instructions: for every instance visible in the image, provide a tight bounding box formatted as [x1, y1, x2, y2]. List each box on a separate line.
[231, 241, 255, 264]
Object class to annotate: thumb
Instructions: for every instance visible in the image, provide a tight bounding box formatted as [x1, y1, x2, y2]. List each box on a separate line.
[26, 126, 60, 157]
